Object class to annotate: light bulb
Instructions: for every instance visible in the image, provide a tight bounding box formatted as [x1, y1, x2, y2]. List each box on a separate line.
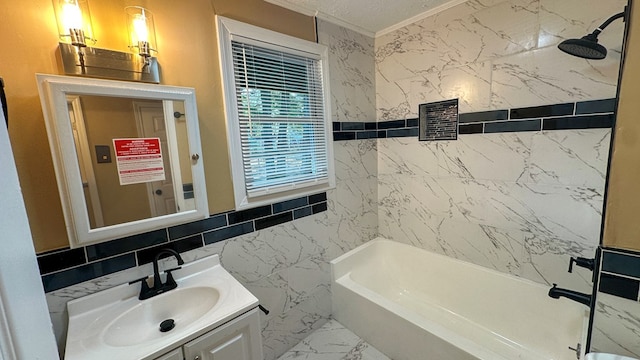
[61, 1, 83, 30]
[133, 13, 149, 43]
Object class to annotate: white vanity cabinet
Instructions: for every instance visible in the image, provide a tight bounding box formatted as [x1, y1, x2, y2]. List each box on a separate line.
[155, 348, 184, 360]
[155, 308, 262, 360]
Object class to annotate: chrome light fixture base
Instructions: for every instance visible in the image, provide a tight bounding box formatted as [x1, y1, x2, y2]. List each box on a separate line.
[59, 42, 159, 83]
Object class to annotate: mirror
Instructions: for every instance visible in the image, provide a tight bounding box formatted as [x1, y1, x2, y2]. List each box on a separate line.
[36, 74, 208, 247]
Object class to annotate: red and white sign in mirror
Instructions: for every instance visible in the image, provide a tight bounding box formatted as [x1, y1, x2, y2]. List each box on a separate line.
[113, 138, 165, 185]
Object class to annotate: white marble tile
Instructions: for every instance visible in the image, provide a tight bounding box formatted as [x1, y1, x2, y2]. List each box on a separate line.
[378, 175, 442, 249]
[375, 76, 414, 120]
[591, 293, 640, 358]
[212, 231, 277, 283]
[429, 218, 527, 276]
[375, 0, 539, 85]
[511, 182, 604, 245]
[520, 234, 596, 293]
[263, 216, 327, 271]
[263, 286, 332, 360]
[410, 62, 493, 113]
[243, 270, 290, 321]
[437, 132, 533, 182]
[317, 19, 376, 122]
[277, 320, 361, 360]
[491, 45, 620, 109]
[528, 129, 610, 188]
[327, 176, 378, 261]
[539, 0, 626, 50]
[277, 320, 391, 360]
[333, 140, 377, 181]
[377, 137, 439, 176]
[288, 256, 331, 309]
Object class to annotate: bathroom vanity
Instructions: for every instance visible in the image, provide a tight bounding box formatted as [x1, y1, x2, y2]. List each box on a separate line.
[63, 254, 263, 360]
[154, 309, 261, 360]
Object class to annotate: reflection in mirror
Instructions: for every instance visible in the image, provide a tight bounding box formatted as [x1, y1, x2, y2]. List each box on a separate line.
[67, 95, 196, 228]
[37, 74, 208, 247]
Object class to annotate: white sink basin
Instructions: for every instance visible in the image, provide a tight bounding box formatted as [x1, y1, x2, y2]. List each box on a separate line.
[103, 286, 220, 347]
[64, 254, 258, 360]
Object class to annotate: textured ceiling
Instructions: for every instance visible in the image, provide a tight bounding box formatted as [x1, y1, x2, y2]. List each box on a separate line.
[265, 0, 464, 36]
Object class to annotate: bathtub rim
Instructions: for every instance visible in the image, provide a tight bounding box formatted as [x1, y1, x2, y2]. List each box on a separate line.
[331, 237, 590, 360]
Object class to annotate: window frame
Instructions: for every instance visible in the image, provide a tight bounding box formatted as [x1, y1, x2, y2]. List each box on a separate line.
[216, 16, 335, 210]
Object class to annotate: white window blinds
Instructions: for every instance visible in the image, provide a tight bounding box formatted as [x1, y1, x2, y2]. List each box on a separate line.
[231, 40, 330, 197]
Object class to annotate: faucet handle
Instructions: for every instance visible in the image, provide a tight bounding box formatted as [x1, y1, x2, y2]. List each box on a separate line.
[163, 268, 179, 290]
[568, 257, 595, 273]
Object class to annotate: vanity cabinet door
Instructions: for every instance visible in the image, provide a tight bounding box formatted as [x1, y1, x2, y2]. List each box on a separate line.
[182, 308, 262, 360]
[155, 348, 184, 360]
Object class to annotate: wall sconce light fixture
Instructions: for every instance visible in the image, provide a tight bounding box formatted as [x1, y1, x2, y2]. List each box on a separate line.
[126, 6, 158, 69]
[53, 1, 159, 83]
[54, 0, 96, 47]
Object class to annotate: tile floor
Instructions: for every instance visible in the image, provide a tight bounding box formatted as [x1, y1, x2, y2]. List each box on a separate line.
[277, 319, 391, 360]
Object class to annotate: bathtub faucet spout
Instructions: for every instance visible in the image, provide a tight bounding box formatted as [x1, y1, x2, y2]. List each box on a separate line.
[548, 284, 591, 307]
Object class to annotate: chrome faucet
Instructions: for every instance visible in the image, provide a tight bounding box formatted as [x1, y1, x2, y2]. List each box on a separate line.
[137, 249, 185, 300]
[548, 283, 591, 307]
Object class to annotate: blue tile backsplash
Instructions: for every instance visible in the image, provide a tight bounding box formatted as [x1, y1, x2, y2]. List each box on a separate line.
[37, 192, 328, 292]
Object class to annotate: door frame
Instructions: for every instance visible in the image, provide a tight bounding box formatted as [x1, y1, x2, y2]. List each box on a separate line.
[132, 100, 187, 215]
[0, 111, 59, 359]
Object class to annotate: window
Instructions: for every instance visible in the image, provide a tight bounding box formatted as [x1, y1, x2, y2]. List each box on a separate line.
[217, 16, 335, 210]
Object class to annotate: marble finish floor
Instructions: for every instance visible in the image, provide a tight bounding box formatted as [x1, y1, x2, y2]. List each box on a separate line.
[277, 320, 391, 360]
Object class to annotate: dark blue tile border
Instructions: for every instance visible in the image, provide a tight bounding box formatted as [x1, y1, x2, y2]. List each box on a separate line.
[204, 222, 254, 245]
[485, 119, 541, 133]
[510, 103, 574, 119]
[86, 229, 168, 262]
[599, 273, 640, 301]
[37, 192, 329, 292]
[42, 254, 137, 293]
[255, 212, 293, 230]
[168, 215, 227, 240]
[459, 110, 508, 123]
[37, 248, 86, 274]
[542, 114, 614, 130]
[332, 98, 614, 141]
[458, 123, 483, 134]
[602, 251, 640, 279]
[576, 99, 616, 115]
[341, 122, 365, 130]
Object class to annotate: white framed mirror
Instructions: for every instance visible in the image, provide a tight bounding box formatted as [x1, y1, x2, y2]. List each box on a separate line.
[36, 74, 208, 247]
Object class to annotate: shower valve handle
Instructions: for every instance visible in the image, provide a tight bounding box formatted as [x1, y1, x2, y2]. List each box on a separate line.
[568, 257, 595, 273]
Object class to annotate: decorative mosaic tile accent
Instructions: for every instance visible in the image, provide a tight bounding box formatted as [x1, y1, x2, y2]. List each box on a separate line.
[419, 99, 458, 141]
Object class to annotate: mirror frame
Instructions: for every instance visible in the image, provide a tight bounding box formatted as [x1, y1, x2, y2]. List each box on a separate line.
[36, 74, 208, 248]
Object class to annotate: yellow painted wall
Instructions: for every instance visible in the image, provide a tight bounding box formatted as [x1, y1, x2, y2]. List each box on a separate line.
[603, 1, 640, 251]
[0, 0, 314, 252]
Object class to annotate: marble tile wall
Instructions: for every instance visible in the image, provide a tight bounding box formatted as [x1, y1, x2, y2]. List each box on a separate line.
[377, 129, 610, 292]
[375, 0, 624, 295]
[375, 0, 626, 119]
[319, 18, 379, 262]
[591, 293, 640, 358]
[44, 18, 378, 360]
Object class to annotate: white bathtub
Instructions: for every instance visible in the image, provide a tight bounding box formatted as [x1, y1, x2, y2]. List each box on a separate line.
[331, 238, 589, 360]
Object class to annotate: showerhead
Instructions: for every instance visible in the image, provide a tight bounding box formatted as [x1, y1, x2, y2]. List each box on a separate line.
[557, 10, 625, 60]
[558, 34, 607, 60]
